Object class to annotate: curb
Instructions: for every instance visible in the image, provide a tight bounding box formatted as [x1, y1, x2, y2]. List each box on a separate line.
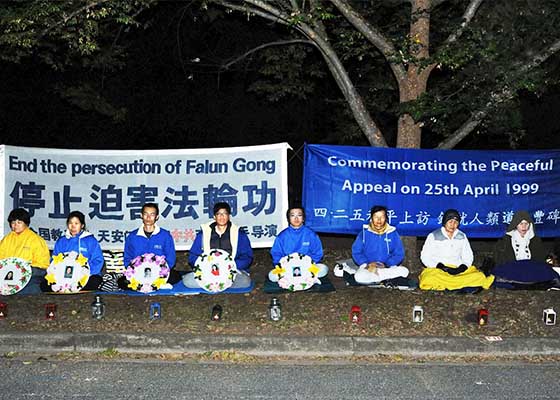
[2, 333, 560, 357]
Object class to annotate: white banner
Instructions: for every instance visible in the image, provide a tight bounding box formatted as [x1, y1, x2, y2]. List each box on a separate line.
[0, 143, 291, 250]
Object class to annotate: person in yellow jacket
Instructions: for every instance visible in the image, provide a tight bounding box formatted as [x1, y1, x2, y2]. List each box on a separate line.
[0, 208, 50, 294]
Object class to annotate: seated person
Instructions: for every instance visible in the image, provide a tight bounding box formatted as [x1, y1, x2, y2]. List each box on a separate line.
[42, 211, 104, 292]
[184, 202, 253, 288]
[118, 203, 179, 289]
[0, 208, 50, 294]
[491, 210, 560, 289]
[268, 206, 328, 282]
[420, 208, 494, 291]
[341, 205, 409, 284]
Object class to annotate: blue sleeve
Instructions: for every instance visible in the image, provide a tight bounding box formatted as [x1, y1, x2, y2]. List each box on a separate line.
[307, 231, 323, 263]
[351, 230, 367, 266]
[188, 233, 203, 267]
[123, 232, 134, 267]
[52, 239, 62, 260]
[386, 231, 405, 267]
[235, 231, 253, 272]
[163, 231, 176, 268]
[270, 233, 285, 265]
[87, 237, 105, 275]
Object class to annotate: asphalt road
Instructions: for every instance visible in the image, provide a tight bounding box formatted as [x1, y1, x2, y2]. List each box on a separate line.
[1, 358, 559, 399]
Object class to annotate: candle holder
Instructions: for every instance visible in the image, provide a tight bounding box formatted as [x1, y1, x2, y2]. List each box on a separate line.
[412, 306, 424, 323]
[91, 295, 105, 320]
[149, 302, 161, 320]
[45, 303, 57, 320]
[268, 297, 282, 321]
[543, 308, 556, 325]
[211, 305, 222, 321]
[478, 308, 489, 326]
[0, 302, 7, 319]
[350, 305, 361, 324]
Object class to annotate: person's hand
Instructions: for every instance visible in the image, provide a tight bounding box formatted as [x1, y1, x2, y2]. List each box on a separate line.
[366, 262, 378, 274]
[452, 264, 468, 274]
[441, 264, 468, 275]
[436, 263, 454, 275]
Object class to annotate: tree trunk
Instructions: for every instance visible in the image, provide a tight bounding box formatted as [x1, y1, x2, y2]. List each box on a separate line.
[396, 0, 432, 149]
[396, 0, 433, 268]
[397, 114, 422, 148]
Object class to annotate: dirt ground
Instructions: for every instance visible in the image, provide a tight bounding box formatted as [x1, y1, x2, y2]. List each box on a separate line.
[1, 247, 559, 339]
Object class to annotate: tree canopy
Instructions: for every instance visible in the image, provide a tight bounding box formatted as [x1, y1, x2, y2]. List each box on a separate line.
[1, 0, 559, 149]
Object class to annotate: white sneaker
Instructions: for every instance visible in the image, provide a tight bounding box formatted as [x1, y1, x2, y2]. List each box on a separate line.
[160, 283, 173, 290]
[334, 262, 358, 277]
[335, 263, 357, 277]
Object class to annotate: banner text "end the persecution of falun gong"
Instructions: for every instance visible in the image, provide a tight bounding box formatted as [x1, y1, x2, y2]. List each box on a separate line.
[1, 143, 291, 250]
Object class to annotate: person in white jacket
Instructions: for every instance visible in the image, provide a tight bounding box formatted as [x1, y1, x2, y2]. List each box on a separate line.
[419, 209, 494, 291]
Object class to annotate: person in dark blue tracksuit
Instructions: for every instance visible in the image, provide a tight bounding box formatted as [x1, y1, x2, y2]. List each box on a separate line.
[42, 210, 104, 291]
[268, 206, 328, 282]
[118, 203, 180, 289]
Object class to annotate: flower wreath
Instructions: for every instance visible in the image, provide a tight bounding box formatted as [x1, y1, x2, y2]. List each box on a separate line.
[0, 257, 32, 295]
[271, 252, 320, 292]
[45, 251, 90, 293]
[124, 253, 170, 293]
[193, 249, 237, 293]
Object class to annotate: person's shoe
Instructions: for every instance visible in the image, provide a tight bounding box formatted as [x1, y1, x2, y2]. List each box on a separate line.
[334, 262, 357, 277]
[333, 263, 344, 277]
[160, 283, 173, 290]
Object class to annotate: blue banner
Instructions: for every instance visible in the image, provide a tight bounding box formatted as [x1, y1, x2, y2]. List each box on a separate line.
[303, 144, 560, 237]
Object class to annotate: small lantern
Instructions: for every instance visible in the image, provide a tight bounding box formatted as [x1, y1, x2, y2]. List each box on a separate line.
[91, 295, 105, 320]
[268, 297, 282, 321]
[149, 302, 161, 320]
[412, 305, 424, 323]
[45, 303, 57, 320]
[211, 305, 222, 321]
[350, 305, 362, 324]
[478, 308, 489, 326]
[543, 308, 556, 325]
[0, 302, 7, 319]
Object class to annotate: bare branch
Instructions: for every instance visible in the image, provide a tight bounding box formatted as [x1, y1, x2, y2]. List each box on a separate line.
[214, 0, 388, 146]
[244, 0, 293, 22]
[520, 38, 560, 73]
[435, 106, 492, 149]
[436, 37, 560, 149]
[215, 0, 291, 26]
[330, 0, 407, 82]
[444, 0, 484, 45]
[221, 39, 313, 70]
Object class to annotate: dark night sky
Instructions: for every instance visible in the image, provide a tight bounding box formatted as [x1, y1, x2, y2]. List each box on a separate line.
[1, 3, 559, 151]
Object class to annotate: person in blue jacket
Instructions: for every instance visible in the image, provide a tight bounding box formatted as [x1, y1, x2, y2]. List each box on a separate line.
[42, 210, 104, 291]
[349, 205, 409, 284]
[268, 206, 328, 282]
[118, 203, 180, 289]
[184, 202, 253, 288]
